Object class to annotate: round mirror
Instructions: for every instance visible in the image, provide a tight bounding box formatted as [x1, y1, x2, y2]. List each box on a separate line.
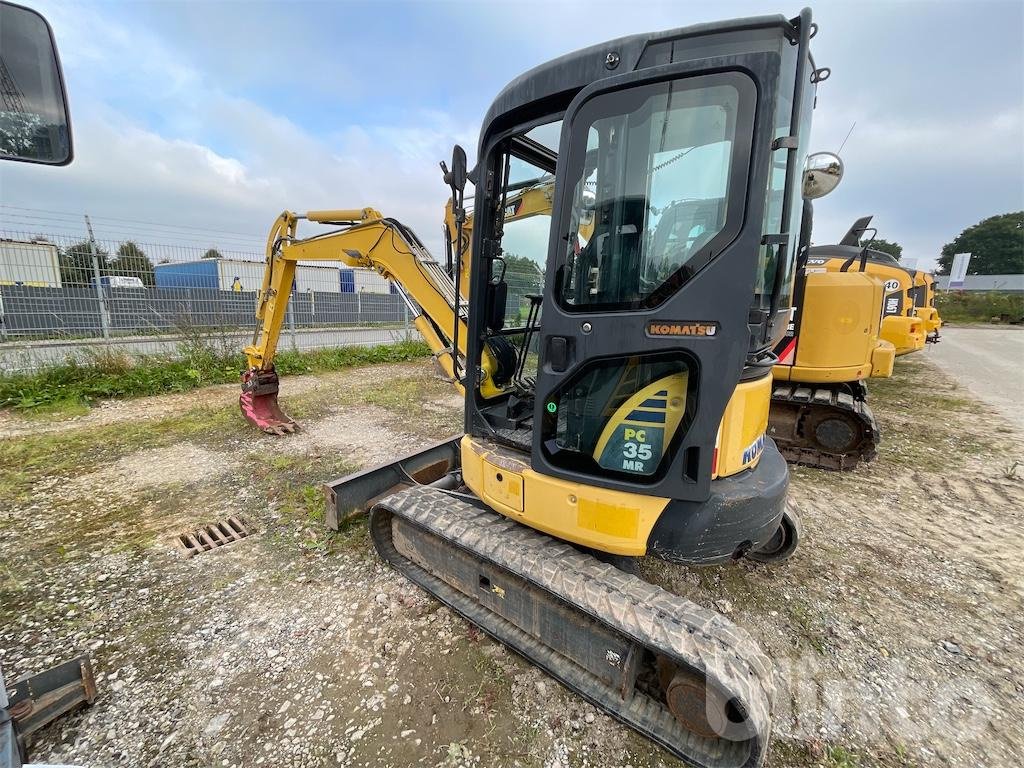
[448, 144, 468, 193]
[802, 152, 844, 199]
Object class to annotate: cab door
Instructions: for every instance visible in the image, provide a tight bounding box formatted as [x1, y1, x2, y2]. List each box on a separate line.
[532, 61, 774, 502]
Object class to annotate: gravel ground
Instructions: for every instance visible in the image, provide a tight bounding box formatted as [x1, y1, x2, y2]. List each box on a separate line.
[1, 356, 1021, 768]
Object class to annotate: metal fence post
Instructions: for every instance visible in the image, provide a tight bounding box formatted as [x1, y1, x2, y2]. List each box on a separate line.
[402, 297, 411, 340]
[85, 215, 111, 341]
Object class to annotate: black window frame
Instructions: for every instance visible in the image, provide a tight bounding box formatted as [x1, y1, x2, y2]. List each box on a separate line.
[550, 69, 757, 314]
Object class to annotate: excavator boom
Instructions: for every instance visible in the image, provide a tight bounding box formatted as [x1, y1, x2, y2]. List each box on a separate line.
[239, 208, 512, 434]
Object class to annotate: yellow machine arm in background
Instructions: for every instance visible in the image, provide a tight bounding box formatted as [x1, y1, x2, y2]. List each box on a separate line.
[239, 208, 508, 434]
[443, 180, 593, 299]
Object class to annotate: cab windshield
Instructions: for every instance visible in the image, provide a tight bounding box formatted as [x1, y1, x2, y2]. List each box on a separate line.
[555, 72, 754, 311]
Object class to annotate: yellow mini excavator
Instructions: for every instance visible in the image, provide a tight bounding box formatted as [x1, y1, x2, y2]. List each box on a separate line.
[241, 10, 843, 765]
[807, 215, 942, 354]
[765, 204, 895, 470]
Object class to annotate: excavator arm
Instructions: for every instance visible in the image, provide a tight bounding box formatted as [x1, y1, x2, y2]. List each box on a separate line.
[443, 179, 593, 298]
[240, 208, 511, 434]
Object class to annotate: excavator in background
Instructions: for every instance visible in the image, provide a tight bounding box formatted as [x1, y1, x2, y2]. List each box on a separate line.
[644, 198, 895, 470]
[808, 215, 942, 354]
[242, 10, 843, 764]
[766, 204, 895, 469]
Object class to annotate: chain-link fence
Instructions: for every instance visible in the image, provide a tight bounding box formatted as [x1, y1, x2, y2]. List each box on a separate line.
[0, 214, 418, 373]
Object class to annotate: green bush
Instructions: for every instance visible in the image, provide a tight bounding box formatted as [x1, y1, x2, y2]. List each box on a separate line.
[0, 339, 430, 411]
[934, 291, 1024, 323]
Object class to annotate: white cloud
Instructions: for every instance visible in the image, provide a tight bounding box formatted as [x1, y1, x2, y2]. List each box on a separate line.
[1, 0, 1021, 277]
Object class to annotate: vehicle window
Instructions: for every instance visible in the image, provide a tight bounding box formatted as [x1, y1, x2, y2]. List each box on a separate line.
[556, 74, 751, 311]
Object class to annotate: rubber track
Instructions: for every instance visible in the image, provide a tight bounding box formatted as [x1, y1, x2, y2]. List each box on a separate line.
[770, 383, 879, 471]
[371, 485, 775, 768]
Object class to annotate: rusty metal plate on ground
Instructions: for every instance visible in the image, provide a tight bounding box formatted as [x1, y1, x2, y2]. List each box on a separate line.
[177, 516, 250, 557]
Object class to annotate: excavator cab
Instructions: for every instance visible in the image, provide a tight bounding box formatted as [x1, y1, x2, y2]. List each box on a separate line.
[458, 12, 830, 537]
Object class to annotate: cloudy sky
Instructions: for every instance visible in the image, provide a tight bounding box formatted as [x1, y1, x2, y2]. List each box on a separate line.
[1, 0, 1021, 269]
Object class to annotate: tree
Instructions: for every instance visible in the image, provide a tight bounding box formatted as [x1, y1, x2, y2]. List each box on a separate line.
[938, 212, 1024, 275]
[59, 241, 109, 286]
[110, 241, 156, 287]
[503, 253, 543, 291]
[202, 248, 222, 260]
[865, 238, 902, 261]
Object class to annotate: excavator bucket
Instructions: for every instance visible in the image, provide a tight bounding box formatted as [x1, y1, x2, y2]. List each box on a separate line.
[240, 367, 297, 435]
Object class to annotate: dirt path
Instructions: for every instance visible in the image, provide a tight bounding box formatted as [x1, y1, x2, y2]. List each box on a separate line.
[922, 325, 1024, 431]
[2, 356, 1022, 768]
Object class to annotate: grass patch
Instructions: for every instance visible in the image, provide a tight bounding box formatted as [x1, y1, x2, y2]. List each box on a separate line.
[0, 339, 430, 412]
[0, 402, 241, 502]
[934, 290, 1024, 323]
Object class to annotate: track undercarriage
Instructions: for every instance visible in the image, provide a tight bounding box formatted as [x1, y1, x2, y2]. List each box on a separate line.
[325, 438, 777, 767]
[768, 382, 879, 471]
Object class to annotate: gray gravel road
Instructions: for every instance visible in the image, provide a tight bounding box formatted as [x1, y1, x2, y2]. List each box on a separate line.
[923, 325, 1024, 431]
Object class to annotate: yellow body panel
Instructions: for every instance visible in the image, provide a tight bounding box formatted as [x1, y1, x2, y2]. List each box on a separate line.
[714, 374, 772, 478]
[461, 435, 668, 556]
[772, 271, 892, 383]
[916, 305, 942, 335]
[461, 372, 774, 554]
[881, 315, 925, 356]
[870, 340, 896, 378]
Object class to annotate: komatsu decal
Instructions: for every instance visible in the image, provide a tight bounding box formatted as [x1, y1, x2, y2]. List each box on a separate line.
[646, 320, 719, 338]
[741, 433, 766, 464]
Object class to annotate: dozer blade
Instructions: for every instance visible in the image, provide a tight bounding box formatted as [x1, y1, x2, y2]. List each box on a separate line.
[5, 655, 96, 757]
[240, 367, 297, 435]
[323, 436, 462, 529]
[370, 485, 775, 768]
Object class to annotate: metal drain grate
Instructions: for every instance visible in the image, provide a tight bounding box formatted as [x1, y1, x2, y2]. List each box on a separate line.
[178, 516, 250, 557]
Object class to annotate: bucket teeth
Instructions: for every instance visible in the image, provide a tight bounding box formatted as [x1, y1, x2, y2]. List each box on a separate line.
[240, 367, 298, 435]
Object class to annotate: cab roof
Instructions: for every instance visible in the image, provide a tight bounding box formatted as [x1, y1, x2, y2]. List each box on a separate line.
[480, 12, 802, 144]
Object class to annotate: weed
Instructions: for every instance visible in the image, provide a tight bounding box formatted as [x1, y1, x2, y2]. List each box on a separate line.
[934, 290, 1024, 324]
[0, 339, 429, 412]
[826, 745, 862, 768]
[1004, 460, 1021, 480]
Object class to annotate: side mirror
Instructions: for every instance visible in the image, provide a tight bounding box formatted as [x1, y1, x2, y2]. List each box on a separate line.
[0, 1, 72, 165]
[801, 152, 843, 200]
[442, 144, 468, 195]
